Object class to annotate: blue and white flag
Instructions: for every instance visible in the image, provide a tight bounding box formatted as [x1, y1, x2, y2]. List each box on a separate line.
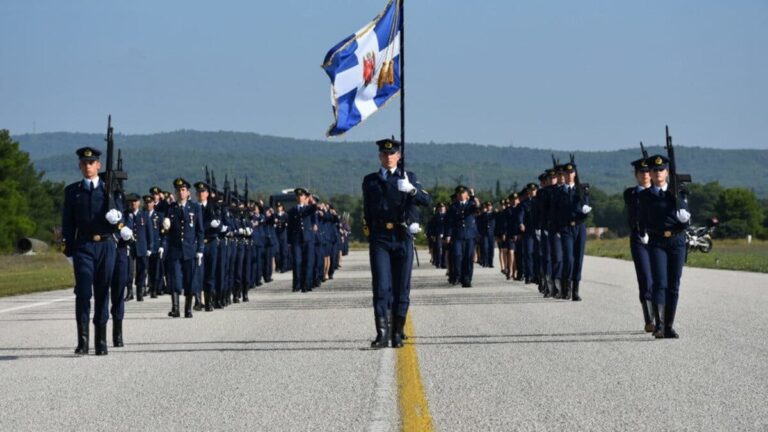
[322, 0, 402, 137]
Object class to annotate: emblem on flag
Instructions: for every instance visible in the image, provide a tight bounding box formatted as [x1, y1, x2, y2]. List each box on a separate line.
[322, 0, 402, 137]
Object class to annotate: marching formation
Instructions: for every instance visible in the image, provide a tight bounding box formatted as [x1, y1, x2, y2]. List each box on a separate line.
[62, 145, 350, 356]
[427, 157, 591, 301]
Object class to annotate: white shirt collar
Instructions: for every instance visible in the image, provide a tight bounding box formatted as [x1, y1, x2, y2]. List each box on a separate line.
[83, 177, 100, 189]
[380, 167, 397, 177]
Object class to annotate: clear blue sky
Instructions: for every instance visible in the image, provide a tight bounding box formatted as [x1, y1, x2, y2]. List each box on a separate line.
[1, 0, 766, 150]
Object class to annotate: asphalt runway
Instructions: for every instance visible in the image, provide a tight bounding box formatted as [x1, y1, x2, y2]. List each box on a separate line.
[1, 250, 766, 431]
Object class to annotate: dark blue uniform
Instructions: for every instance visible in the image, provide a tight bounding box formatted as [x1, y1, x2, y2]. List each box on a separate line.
[520, 195, 538, 283]
[427, 210, 447, 269]
[625, 184, 654, 330]
[62, 172, 122, 355]
[275, 210, 291, 272]
[638, 170, 689, 338]
[199, 199, 220, 310]
[287, 202, 318, 292]
[553, 183, 590, 299]
[446, 197, 479, 287]
[363, 165, 431, 347]
[477, 209, 496, 268]
[162, 197, 204, 317]
[147, 205, 163, 298]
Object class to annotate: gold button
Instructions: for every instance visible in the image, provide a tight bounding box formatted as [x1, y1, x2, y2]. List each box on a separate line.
[664, 231, 672, 238]
[93, 235, 101, 241]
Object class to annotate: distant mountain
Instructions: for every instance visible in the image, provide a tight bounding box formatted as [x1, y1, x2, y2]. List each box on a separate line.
[13, 130, 768, 198]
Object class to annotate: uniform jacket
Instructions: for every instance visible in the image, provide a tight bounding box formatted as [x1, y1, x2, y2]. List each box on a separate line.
[445, 199, 479, 240]
[362, 168, 431, 239]
[162, 200, 204, 260]
[287, 204, 318, 244]
[62, 179, 124, 256]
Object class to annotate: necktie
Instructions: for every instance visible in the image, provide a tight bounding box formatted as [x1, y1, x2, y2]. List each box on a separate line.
[90, 181, 95, 191]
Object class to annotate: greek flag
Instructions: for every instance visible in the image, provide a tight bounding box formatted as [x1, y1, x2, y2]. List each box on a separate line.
[322, 0, 402, 137]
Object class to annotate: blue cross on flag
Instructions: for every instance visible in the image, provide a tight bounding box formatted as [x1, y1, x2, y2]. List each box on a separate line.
[322, 0, 402, 137]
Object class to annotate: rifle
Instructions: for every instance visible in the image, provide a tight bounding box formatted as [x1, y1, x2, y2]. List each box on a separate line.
[224, 174, 231, 207]
[640, 141, 648, 159]
[665, 126, 692, 210]
[205, 165, 211, 186]
[244, 176, 249, 205]
[569, 153, 590, 200]
[551, 154, 559, 171]
[101, 115, 129, 210]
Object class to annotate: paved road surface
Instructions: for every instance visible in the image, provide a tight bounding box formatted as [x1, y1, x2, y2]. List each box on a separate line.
[1, 250, 766, 431]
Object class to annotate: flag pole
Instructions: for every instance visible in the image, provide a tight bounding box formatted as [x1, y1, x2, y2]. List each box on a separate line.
[399, 0, 406, 173]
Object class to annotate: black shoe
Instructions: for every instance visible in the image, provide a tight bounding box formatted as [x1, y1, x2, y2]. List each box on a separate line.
[75, 321, 89, 355]
[150, 291, 158, 299]
[168, 293, 180, 318]
[94, 325, 108, 356]
[371, 316, 390, 349]
[462, 283, 472, 288]
[653, 304, 665, 339]
[391, 315, 405, 348]
[664, 328, 679, 339]
[184, 295, 193, 318]
[112, 320, 124, 347]
[242, 295, 249, 302]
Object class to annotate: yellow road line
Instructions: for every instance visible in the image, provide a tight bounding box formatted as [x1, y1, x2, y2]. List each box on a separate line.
[396, 313, 434, 432]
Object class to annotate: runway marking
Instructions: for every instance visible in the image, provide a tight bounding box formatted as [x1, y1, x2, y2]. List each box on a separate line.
[0, 297, 72, 314]
[397, 314, 434, 432]
[366, 348, 397, 432]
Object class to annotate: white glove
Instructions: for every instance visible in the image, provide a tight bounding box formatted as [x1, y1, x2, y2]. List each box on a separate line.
[397, 173, 416, 194]
[238, 228, 245, 235]
[120, 226, 133, 241]
[196, 252, 203, 266]
[408, 222, 421, 234]
[162, 218, 171, 230]
[106, 209, 122, 225]
[245, 227, 253, 236]
[676, 209, 691, 223]
[640, 233, 649, 245]
[158, 247, 164, 258]
[147, 250, 152, 257]
[211, 219, 221, 228]
[581, 205, 592, 214]
[220, 225, 228, 233]
[535, 229, 541, 241]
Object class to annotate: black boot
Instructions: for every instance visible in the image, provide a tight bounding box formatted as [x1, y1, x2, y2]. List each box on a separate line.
[193, 293, 202, 311]
[653, 304, 665, 339]
[242, 287, 250, 302]
[125, 286, 134, 301]
[642, 301, 654, 332]
[371, 316, 390, 349]
[75, 321, 89, 355]
[391, 315, 406, 348]
[184, 295, 193, 318]
[571, 281, 581, 301]
[168, 293, 180, 318]
[113, 320, 124, 347]
[94, 325, 108, 356]
[204, 290, 214, 311]
[150, 285, 158, 299]
[551, 278, 561, 298]
[136, 286, 144, 302]
[664, 304, 679, 339]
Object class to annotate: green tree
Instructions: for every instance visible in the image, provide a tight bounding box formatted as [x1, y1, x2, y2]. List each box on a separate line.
[687, 181, 724, 225]
[0, 130, 38, 251]
[714, 188, 764, 238]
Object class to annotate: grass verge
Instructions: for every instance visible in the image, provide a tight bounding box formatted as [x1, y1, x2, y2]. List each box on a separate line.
[0, 252, 74, 298]
[586, 238, 768, 273]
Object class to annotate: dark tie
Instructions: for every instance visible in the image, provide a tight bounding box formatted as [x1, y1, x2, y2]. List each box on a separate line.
[90, 181, 95, 192]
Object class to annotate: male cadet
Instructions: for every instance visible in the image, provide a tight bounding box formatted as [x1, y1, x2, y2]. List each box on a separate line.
[287, 188, 318, 293]
[363, 138, 431, 348]
[554, 162, 591, 301]
[110, 193, 140, 348]
[145, 194, 162, 298]
[62, 147, 132, 356]
[195, 181, 221, 311]
[150, 186, 169, 295]
[545, 166, 564, 298]
[160, 178, 204, 318]
[274, 203, 291, 273]
[445, 186, 480, 287]
[263, 206, 279, 282]
[477, 201, 496, 268]
[126, 194, 152, 302]
[430, 203, 448, 269]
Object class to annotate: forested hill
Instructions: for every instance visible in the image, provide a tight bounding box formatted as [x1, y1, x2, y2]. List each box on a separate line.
[14, 131, 768, 199]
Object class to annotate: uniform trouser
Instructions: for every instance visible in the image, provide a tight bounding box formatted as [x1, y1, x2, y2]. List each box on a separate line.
[451, 238, 475, 285]
[539, 231, 551, 278]
[549, 230, 563, 279]
[481, 235, 495, 267]
[314, 243, 324, 283]
[228, 241, 237, 291]
[128, 255, 136, 289]
[649, 234, 686, 311]
[234, 242, 245, 290]
[522, 233, 536, 278]
[630, 237, 653, 302]
[148, 252, 161, 291]
[560, 223, 587, 282]
[434, 238, 444, 268]
[134, 255, 148, 291]
[369, 233, 413, 319]
[243, 242, 254, 289]
[167, 257, 196, 296]
[73, 240, 116, 326]
[278, 238, 291, 271]
[203, 240, 219, 297]
[291, 242, 315, 290]
[329, 242, 339, 276]
[263, 245, 274, 281]
[110, 246, 129, 321]
[216, 239, 229, 295]
[252, 245, 264, 285]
